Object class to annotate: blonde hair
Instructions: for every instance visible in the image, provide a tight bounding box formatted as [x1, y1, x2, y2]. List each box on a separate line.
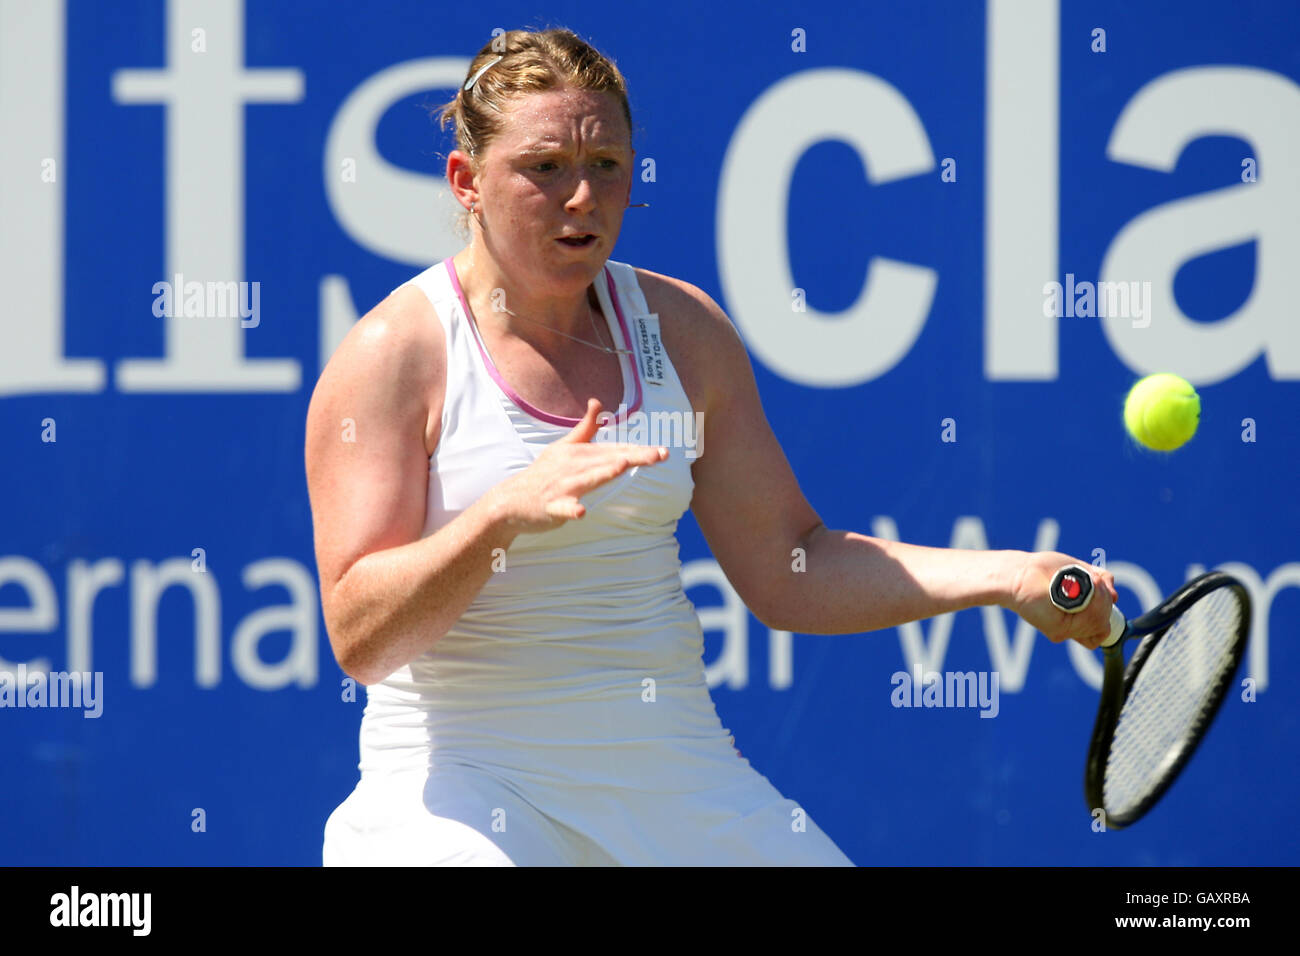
[434, 28, 635, 236]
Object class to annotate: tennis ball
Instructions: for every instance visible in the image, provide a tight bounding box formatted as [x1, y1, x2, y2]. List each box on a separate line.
[1123, 373, 1200, 451]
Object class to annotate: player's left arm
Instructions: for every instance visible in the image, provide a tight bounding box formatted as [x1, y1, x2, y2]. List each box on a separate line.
[652, 274, 1116, 647]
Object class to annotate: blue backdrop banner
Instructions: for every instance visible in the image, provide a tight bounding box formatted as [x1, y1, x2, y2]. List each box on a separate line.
[1, 0, 1296, 864]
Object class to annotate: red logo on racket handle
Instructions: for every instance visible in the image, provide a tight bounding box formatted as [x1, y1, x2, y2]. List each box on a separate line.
[1050, 564, 1094, 612]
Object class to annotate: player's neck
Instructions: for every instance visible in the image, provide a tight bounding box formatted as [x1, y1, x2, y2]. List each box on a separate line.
[453, 249, 606, 352]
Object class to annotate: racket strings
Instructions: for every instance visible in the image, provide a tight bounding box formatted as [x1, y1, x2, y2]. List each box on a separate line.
[1104, 587, 1245, 817]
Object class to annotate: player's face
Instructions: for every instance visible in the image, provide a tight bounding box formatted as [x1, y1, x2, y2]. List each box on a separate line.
[474, 86, 633, 289]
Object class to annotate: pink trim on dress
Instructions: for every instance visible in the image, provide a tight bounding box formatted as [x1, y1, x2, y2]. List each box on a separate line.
[444, 257, 643, 427]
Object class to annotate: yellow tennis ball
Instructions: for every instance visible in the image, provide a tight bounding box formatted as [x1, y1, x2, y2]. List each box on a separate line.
[1123, 373, 1200, 451]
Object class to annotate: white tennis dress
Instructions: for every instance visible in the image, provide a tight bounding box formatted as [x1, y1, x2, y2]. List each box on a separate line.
[322, 257, 853, 866]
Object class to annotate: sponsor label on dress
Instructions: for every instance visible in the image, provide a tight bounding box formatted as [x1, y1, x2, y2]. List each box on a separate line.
[633, 313, 666, 386]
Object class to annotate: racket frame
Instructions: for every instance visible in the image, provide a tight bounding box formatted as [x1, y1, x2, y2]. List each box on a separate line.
[1082, 571, 1251, 830]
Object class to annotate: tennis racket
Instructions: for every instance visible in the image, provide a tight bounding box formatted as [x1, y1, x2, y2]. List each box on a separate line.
[1047, 564, 1251, 830]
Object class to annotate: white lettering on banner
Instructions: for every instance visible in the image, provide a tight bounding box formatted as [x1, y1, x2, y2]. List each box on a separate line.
[0, 555, 317, 690]
[982, 5, 1300, 384]
[1100, 67, 1300, 383]
[111, 0, 303, 391]
[2, 0, 1297, 391]
[317, 56, 474, 365]
[0, 557, 58, 674]
[0, 531, 1288, 693]
[0, 0, 105, 397]
[718, 2, 1300, 387]
[0, 0, 302, 396]
[985, 0, 1059, 379]
[323, 57, 469, 266]
[0, 6, 1290, 698]
[717, 68, 938, 387]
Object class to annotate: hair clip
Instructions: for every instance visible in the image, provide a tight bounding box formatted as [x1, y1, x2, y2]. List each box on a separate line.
[464, 55, 503, 91]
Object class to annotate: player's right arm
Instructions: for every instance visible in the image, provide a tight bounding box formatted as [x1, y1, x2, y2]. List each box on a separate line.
[305, 285, 507, 685]
[304, 286, 668, 685]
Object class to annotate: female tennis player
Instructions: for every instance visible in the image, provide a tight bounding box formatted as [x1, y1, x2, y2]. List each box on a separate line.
[307, 27, 1120, 866]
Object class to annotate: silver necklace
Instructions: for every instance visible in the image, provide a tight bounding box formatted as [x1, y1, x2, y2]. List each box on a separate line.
[497, 294, 633, 355]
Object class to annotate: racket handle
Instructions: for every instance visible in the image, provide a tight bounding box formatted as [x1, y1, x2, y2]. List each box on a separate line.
[1102, 604, 1126, 647]
[1049, 564, 1128, 648]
